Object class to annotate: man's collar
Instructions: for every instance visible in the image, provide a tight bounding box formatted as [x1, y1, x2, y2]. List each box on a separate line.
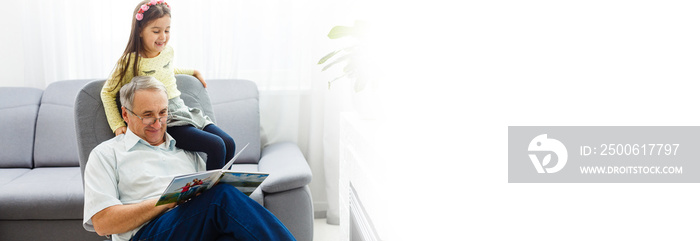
[123, 128, 176, 151]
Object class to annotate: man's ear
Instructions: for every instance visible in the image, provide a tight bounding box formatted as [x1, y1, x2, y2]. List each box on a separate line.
[121, 107, 129, 122]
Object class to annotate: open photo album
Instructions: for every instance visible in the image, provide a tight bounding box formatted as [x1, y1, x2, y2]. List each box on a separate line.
[156, 143, 269, 206]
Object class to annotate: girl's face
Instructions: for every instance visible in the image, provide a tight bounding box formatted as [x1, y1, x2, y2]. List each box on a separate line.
[139, 16, 171, 58]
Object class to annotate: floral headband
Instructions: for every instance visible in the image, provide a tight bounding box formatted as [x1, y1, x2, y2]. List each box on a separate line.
[136, 0, 170, 21]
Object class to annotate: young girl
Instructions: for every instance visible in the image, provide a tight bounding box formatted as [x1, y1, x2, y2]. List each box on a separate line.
[102, 0, 235, 170]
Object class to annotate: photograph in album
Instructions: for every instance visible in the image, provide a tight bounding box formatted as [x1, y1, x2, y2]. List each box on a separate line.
[156, 143, 269, 206]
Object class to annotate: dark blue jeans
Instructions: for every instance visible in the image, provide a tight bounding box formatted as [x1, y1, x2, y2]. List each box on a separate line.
[168, 124, 235, 170]
[131, 185, 296, 241]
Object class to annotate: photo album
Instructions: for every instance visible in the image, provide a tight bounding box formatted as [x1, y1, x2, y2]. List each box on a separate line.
[156, 143, 269, 206]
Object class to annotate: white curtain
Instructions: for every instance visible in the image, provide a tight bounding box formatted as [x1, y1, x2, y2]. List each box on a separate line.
[6, 0, 364, 223]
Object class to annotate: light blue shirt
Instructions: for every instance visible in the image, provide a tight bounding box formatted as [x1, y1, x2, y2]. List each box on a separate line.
[82, 128, 205, 241]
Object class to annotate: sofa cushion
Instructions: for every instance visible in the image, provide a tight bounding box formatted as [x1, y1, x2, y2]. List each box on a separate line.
[258, 142, 312, 193]
[0, 167, 84, 220]
[74, 80, 115, 179]
[206, 79, 261, 164]
[0, 169, 31, 186]
[34, 79, 95, 167]
[0, 87, 43, 168]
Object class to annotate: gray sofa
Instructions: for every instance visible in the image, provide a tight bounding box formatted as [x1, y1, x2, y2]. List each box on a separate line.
[74, 75, 314, 240]
[0, 79, 104, 240]
[0, 76, 314, 241]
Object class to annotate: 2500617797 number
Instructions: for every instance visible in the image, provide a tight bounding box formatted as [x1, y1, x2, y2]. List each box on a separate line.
[599, 144, 679, 156]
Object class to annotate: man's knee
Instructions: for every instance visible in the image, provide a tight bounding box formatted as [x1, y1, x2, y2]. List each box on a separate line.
[210, 184, 246, 200]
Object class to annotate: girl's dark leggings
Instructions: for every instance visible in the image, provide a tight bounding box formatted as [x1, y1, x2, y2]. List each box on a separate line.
[168, 124, 235, 170]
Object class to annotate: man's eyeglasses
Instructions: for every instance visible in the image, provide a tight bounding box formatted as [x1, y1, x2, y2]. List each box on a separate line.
[125, 107, 170, 125]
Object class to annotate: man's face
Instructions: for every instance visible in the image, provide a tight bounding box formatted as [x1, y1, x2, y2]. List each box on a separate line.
[122, 89, 169, 146]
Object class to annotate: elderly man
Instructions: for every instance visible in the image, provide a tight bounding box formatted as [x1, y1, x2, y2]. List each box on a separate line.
[82, 76, 295, 241]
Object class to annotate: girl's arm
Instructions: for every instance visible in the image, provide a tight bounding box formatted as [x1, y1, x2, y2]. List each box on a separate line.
[174, 68, 206, 88]
[102, 67, 132, 135]
[193, 70, 207, 88]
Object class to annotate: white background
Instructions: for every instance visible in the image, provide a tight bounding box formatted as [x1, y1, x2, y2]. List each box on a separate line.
[370, 0, 700, 240]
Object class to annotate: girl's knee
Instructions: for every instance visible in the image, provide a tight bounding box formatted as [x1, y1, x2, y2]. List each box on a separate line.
[198, 135, 225, 151]
[224, 136, 235, 152]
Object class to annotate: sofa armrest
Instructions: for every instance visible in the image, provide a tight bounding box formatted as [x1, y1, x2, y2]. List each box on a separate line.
[257, 141, 312, 193]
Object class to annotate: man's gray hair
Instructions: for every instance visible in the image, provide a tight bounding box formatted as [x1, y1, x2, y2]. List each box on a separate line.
[119, 76, 168, 110]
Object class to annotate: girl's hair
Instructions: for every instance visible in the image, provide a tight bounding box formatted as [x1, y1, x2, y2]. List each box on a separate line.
[110, 0, 171, 92]
[120, 76, 167, 111]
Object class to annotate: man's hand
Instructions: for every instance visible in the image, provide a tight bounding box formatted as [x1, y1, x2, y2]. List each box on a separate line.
[163, 202, 177, 209]
[114, 126, 127, 136]
[193, 70, 207, 88]
[92, 199, 174, 236]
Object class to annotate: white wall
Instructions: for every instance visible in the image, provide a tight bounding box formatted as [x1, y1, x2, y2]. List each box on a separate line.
[0, 1, 25, 87]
